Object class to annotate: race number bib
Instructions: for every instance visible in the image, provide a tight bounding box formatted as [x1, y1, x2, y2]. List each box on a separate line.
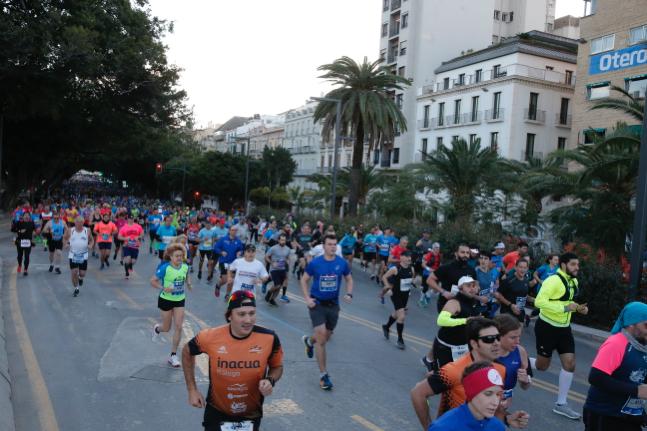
[172, 279, 185, 296]
[450, 344, 469, 361]
[275, 259, 286, 270]
[127, 239, 138, 248]
[102, 234, 110, 241]
[20, 239, 31, 248]
[71, 252, 86, 264]
[515, 296, 527, 309]
[400, 278, 413, 292]
[220, 421, 253, 431]
[162, 236, 172, 244]
[502, 389, 514, 400]
[241, 283, 255, 291]
[621, 397, 646, 416]
[319, 275, 337, 292]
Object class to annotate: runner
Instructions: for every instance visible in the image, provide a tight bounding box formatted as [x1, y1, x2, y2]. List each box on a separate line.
[64, 216, 93, 297]
[339, 228, 357, 268]
[42, 211, 67, 274]
[475, 251, 499, 318]
[207, 220, 227, 283]
[186, 216, 201, 272]
[118, 214, 144, 279]
[292, 223, 314, 280]
[380, 251, 415, 349]
[41, 205, 54, 252]
[376, 227, 398, 285]
[418, 242, 442, 308]
[227, 244, 269, 294]
[155, 216, 177, 261]
[197, 219, 215, 280]
[181, 290, 283, 431]
[426, 243, 477, 313]
[264, 234, 291, 306]
[214, 226, 244, 300]
[147, 209, 163, 254]
[300, 234, 353, 390]
[493, 314, 532, 405]
[151, 243, 192, 368]
[533, 252, 588, 420]
[93, 212, 118, 270]
[89, 208, 102, 258]
[362, 226, 378, 279]
[113, 211, 127, 264]
[495, 259, 536, 323]
[502, 241, 529, 272]
[13, 212, 35, 276]
[388, 236, 409, 267]
[583, 302, 647, 431]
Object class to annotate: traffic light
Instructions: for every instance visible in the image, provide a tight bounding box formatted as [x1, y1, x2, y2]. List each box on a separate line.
[194, 191, 200, 198]
[155, 163, 163, 174]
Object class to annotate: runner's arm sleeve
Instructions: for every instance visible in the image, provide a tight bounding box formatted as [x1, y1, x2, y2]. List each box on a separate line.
[533, 277, 565, 314]
[437, 311, 467, 327]
[589, 367, 638, 397]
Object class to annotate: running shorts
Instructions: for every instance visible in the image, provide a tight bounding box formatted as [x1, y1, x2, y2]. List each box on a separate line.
[158, 296, 185, 311]
[308, 301, 340, 331]
[390, 291, 410, 310]
[123, 247, 139, 260]
[69, 259, 88, 271]
[270, 269, 287, 286]
[48, 239, 63, 252]
[98, 242, 112, 250]
[534, 317, 575, 357]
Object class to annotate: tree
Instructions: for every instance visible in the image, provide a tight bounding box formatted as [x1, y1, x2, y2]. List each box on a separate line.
[367, 167, 426, 220]
[313, 56, 410, 216]
[336, 165, 382, 209]
[259, 147, 297, 190]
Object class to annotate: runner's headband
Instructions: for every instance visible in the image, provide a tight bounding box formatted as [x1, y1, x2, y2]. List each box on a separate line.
[463, 367, 503, 402]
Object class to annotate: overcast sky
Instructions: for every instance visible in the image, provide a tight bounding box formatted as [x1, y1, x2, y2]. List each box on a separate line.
[147, 0, 586, 128]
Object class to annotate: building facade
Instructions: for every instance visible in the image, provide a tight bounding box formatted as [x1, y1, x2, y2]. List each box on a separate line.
[571, 0, 647, 146]
[378, 0, 555, 167]
[416, 31, 577, 162]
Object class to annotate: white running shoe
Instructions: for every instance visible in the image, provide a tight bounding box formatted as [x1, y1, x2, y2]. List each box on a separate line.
[168, 353, 180, 368]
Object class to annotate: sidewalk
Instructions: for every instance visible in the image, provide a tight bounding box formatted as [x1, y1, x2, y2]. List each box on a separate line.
[0, 257, 16, 431]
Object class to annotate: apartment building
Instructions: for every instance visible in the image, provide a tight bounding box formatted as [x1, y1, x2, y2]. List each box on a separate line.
[378, 0, 555, 167]
[416, 31, 577, 162]
[225, 114, 284, 154]
[571, 0, 647, 146]
[248, 126, 284, 159]
[283, 102, 321, 190]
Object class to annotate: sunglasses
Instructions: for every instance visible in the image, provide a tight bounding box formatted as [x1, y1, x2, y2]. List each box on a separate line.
[477, 334, 501, 344]
[228, 290, 255, 305]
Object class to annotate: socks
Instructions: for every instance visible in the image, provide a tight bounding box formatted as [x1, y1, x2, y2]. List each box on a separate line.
[396, 322, 404, 341]
[78, 278, 84, 286]
[529, 357, 537, 370]
[385, 315, 397, 329]
[557, 368, 574, 405]
[282, 286, 287, 296]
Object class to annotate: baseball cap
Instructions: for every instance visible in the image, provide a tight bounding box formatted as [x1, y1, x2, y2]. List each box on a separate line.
[227, 290, 256, 311]
[494, 242, 505, 249]
[458, 276, 476, 286]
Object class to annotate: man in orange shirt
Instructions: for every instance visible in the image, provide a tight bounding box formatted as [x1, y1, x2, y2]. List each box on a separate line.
[502, 241, 529, 272]
[182, 291, 283, 431]
[93, 213, 118, 270]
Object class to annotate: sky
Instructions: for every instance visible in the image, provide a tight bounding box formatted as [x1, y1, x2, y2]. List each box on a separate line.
[147, 0, 585, 128]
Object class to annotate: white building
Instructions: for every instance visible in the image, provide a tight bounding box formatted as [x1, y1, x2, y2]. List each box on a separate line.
[378, 0, 555, 167]
[416, 31, 577, 162]
[283, 102, 321, 190]
[552, 15, 581, 40]
[226, 114, 285, 154]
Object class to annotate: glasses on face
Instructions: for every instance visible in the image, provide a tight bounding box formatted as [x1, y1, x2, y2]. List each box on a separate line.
[478, 334, 501, 344]
[228, 290, 255, 305]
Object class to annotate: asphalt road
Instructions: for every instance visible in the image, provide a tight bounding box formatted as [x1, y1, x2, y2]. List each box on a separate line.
[1, 229, 599, 431]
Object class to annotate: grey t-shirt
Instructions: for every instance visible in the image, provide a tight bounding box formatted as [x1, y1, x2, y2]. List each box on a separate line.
[266, 245, 290, 271]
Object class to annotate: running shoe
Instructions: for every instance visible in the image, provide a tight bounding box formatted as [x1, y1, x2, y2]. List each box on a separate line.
[152, 324, 161, 342]
[168, 353, 181, 368]
[302, 335, 314, 358]
[396, 340, 405, 350]
[319, 374, 333, 390]
[380, 295, 385, 305]
[197, 271, 202, 280]
[73, 288, 79, 297]
[49, 265, 53, 272]
[261, 283, 267, 294]
[268, 299, 278, 307]
[553, 404, 581, 420]
[23, 271, 28, 276]
[55, 268, 61, 274]
[100, 262, 104, 270]
[369, 275, 375, 280]
[280, 295, 290, 303]
[214, 286, 220, 298]
[421, 356, 434, 372]
[17, 265, 21, 273]
[381, 324, 390, 340]
[105, 260, 110, 267]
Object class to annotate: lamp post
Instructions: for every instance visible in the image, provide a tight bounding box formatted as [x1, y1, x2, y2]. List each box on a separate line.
[311, 96, 342, 220]
[628, 100, 647, 299]
[233, 135, 251, 216]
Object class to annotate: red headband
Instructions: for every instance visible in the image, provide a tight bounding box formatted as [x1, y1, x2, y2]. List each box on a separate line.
[463, 367, 503, 402]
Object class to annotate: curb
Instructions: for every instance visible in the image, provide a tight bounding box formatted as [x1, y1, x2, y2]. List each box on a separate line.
[0, 257, 16, 431]
[570, 322, 610, 344]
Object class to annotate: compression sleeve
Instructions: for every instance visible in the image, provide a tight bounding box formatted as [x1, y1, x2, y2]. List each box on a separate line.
[437, 311, 467, 327]
[589, 367, 638, 397]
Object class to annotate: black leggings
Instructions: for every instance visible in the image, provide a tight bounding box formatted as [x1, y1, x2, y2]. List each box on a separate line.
[16, 245, 31, 269]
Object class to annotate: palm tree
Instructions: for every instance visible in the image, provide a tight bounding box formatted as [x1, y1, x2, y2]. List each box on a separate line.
[336, 165, 382, 209]
[415, 138, 506, 222]
[590, 85, 644, 122]
[313, 56, 411, 216]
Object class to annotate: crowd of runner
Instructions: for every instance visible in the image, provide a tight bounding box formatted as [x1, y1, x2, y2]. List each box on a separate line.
[8, 198, 647, 431]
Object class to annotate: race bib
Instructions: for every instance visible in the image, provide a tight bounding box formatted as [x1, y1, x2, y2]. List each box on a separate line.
[71, 252, 86, 264]
[162, 236, 172, 244]
[172, 279, 185, 296]
[275, 259, 286, 270]
[127, 239, 138, 248]
[20, 239, 31, 248]
[241, 283, 255, 291]
[319, 275, 337, 292]
[400, 278, 413, 292]
[102, 233, 109, 241]
[621, 397, 646, 416]
[220, 421, 253, 431]
[515, 296, 527, 309]
[502, 389, 514, 400]
[450, 344, 469, 361]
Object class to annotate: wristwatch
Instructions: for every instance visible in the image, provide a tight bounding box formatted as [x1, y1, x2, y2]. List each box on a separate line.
[266, 376, 275, 387]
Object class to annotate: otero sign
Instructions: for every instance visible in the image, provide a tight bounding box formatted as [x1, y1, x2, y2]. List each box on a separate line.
[589, 43, 647, 75]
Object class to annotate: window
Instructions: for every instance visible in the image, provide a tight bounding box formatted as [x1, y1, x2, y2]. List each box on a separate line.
[458, 73, 465, 86]
[398, 66, 406, 77]
[400, 40, 407, 55]
[584, 128, 606, 145]
[630, 25, 647, 44]
[492, 35, 499, 44]
[423, 105, 430, 128]
[328, 154, 332, 167]
[443, 77, 450, 90]
[494, 10, 500, 20]
[546, 66, 554, 71]
[402, 13, 409, 28]
[393, 148, 400, 164]
[469, 134, 478, 144]
[373, 150, 380, 164]
[383, 0, 389, 11]
[587, 82, 610, 100]
[453, 99, 461, 124]
[490, 132, 499, 152]
[559, 98, 570, 124]
[525, 134, 535, 160]
[502, 12, 508, 22]
[382, 23, 388, 37]
[591, 34, 615, 54]
[346, 153, 351, 166]
[321, 155, 325, 167]
[436, 136, 443, 149]
[451, 135, 459, 143]
[626, 76, 647, 99]
[493, 64, 504, 78]
[438, 102, 445, 126]
[395, 93, 403, 108]
[565, 70, 574, 85]
[528, 92, 539, 120]
[509, 12, 514, 22]
[558, 137, 567, 150]
[492, 92, 501, 119]
[475, 69, 483, 83]
[471, 96, 479, 122]
[422, 138, 428, 158]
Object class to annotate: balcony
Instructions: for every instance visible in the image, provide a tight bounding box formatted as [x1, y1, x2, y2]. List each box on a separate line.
[484, 108, 504, 122]
[523, 109, 546, 124]
[389, 22, 400, 37]
[391, 0, 401, 11]
[387, 50, 398, 64]
[462, 111, 482, 124]
[418, 119, 431, 130]
[555, 114, 572, 128]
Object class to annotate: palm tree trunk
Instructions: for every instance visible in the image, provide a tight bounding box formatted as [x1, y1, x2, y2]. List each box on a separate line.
[348, 123, 364, 216]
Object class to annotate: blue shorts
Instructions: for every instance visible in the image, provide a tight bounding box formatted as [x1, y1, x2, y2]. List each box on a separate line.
[123, 247, 139, 260]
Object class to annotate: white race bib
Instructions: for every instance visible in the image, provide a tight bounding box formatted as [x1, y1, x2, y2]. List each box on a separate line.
[220, 421, 253, 431]
[400, 278, 413, 292]
[20, 239, 31, 248]
[621, 397, 646, 416]
[450, 344, 469, 361]
[71, 252, 87, 263]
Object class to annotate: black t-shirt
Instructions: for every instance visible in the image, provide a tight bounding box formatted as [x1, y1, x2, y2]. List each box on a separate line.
[434, 259, 477, 309]
[498, 274, 531, 321]
[14, 221, 35, 245]
[295, 233, 313, 251]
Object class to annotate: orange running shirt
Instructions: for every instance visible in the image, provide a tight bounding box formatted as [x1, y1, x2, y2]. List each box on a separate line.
[94, 221, 117, 243]
[119, 223, 143, 248]
[188, 325, 283, 419]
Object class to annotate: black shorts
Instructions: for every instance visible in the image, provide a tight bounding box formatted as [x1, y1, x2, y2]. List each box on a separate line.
[219, 262, 230, 273]
[98, 242, 112, 250]
[432, 338, 457, 370]
[203, 404, 261, 431]
[158, 249, 165, 260]
[69, 259, 88, 271]
[48, 239, 63, 252]
[199, 249, 212, 259]
[378, 254, 389, 264]
[123, 247, 139, 260]
[308, 301, 340, 331]
[296, 249, 305, 259]
[534, 317, 575, 358]
[188, 240, 200, 247]
[157, 296, 185, 311]
[363, 251, 376, 261]
[390, 291, 410, 310]
[270, 269, 287, 286]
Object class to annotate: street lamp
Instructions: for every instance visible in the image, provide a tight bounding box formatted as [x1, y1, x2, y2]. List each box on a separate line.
[628, 100, 647, 299]
[310, 96, 342, 220]
[232, 135, 251, 216]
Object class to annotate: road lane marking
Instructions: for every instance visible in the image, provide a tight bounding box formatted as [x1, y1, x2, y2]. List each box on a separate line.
[351, 415, 385, 431]
[8, 269, 61, 430]
[115, 288, 143, 309]
[264, 398, 304, 416]
[286, 292, 587, 404]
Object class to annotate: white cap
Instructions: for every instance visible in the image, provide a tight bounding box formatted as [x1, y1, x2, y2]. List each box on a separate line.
[458, 276, 476, 286]
[494, 242, 505, 249]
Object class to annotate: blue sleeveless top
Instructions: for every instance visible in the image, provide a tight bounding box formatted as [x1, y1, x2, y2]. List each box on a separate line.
[498, 346, 522, 399]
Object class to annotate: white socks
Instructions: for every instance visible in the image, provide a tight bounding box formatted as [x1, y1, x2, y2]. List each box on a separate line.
[529, 357, 537, 370]
[557, 369, 574, 405]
